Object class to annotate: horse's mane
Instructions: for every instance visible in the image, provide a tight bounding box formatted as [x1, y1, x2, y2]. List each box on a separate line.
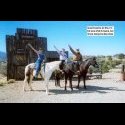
[84, 57, 96, 62]
[84, 58, 90, 62]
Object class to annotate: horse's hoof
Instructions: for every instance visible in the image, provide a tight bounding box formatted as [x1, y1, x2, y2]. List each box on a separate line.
[84, 87, 87, 89]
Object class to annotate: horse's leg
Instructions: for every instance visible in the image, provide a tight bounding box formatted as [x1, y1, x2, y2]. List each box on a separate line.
[83, 75, 86, 89]
[43, 72, 49, 94]
[65, 74, 68, 91]
[69, 76, 73, 91]
[55, 77, 57, 86]
[77, 75, 81, 89]
[44, 77, 49, 95]
[46, 81, 49, 95]
[57, 78, 59, 87]
[23, 75, 28, 91]
[59, 79, 61, 87]
[23, 67, 31, 91]
[28, 74, 34, 91]
[45, 71, 52, 95]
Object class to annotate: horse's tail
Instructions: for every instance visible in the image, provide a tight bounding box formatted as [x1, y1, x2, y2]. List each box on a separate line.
[24, 65, 32, 84]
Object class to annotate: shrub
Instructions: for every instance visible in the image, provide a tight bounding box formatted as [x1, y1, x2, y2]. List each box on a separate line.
[0, 62, 7, 76]
[0, 79, 15, 86]
[7, 79, 15, 84]
[0, 79, 8, 86]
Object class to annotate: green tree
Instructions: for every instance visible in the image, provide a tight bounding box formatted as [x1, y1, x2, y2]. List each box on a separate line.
[107, 56, 112, 61]
[118, 53, 125, 59]
[102, 62, 109, 73]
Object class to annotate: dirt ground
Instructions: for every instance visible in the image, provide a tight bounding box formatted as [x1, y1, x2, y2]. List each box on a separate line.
[1, 69, 125, 103]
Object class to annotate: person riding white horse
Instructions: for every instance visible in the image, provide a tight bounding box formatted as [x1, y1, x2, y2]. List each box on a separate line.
[27, 43, 45, 79]
[24, 60, 61, 95]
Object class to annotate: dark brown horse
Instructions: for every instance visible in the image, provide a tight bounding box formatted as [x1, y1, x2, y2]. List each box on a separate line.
[77, 57, 99, 89]
[63, 62, 78, 91]
[55, 61, 78, 91]
[55, 57, 99, 91]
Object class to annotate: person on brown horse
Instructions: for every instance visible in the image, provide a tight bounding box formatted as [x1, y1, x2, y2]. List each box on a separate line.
[68, 44, 83, 74]
[54, 45, 68, 74]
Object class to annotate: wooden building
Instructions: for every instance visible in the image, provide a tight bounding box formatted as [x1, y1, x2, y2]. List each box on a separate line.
[6, 28, 68, 80]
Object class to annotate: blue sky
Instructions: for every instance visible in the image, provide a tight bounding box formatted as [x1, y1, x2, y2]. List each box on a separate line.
[0, 21, 125, 56]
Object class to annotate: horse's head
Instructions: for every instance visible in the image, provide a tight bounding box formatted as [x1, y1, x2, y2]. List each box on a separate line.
[89, 57, 99, 68]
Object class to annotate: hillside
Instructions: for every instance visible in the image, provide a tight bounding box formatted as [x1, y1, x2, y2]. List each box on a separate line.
[0, 51, 6, 61]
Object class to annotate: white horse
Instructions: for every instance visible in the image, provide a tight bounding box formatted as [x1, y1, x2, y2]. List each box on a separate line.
[23, 61, 61, 95]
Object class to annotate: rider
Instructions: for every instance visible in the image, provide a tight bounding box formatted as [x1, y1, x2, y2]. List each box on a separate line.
[27, 43, 45, 79]
[68, 44, 83, 74]
[54, 45, 68, 73]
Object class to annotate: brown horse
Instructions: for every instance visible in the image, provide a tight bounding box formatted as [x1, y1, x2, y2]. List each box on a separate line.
[63, 62, 78, 91]
[55, 57, 99, 91]
[77, 57, 99, 89]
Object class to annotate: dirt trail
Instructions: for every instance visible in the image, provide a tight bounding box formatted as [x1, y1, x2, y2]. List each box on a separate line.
[0, 68, 125, 103]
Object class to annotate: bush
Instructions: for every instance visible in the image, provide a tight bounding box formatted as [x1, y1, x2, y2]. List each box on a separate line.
[0, 79, 15, 86]
[0, 79, 8, 86]
[102, 62, 110, 73]
[8, 79, 15, 84]
[96, 58, 122, 74]
[0, 62, 7, 76]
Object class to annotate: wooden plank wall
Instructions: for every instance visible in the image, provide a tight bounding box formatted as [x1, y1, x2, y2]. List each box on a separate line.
[6, 28, 60, 80]
[6, 29, 46, 80]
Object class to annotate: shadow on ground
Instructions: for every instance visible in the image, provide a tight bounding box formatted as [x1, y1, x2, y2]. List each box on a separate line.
[24, 84, 125, 95]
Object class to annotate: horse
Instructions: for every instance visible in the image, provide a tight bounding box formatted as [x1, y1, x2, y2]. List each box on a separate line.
[59, 61, 79, 91]
[56, 57, 99, 91]
[77, 57, 99, 89]
[23, 61, 61, 95]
